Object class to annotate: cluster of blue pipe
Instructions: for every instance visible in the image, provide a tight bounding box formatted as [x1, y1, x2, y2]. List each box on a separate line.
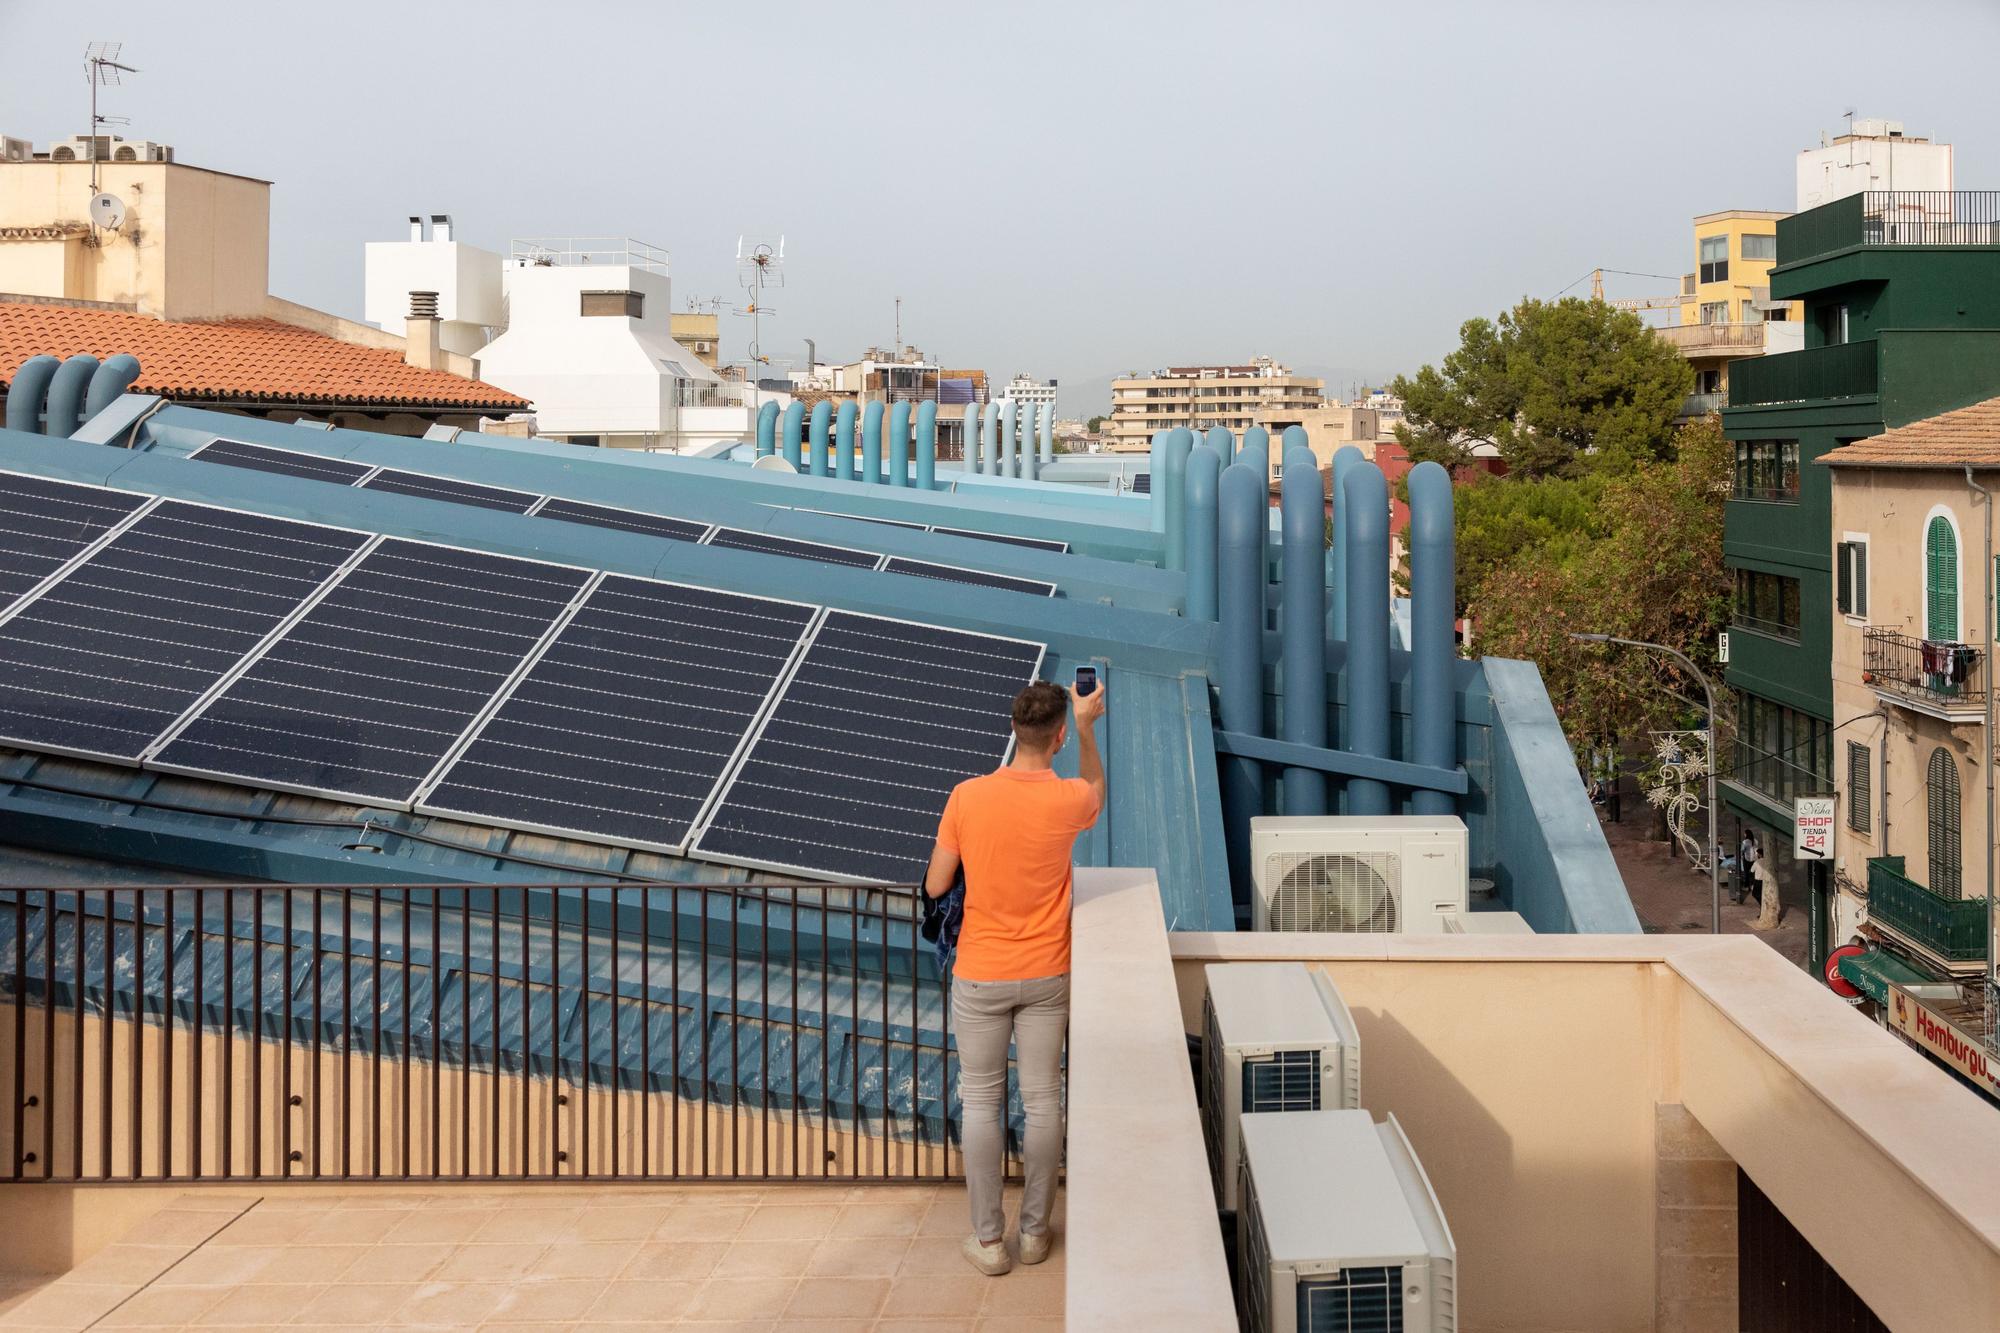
[956, 398, 1056, 482]
[1157, 424, 1458, 889]
[4, 354, 142, 437]
[751, 398, 944, 490]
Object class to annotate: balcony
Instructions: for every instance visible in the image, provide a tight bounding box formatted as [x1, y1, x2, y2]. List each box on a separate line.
[1779, 191, 2000, 267]
[1656, 322, 1770, 356]
[1679, 390, 1725, 418]
[1867, 855, 1989, 971]
[1728, 339, 1878, 407]
[1862, 626, 1986, 718]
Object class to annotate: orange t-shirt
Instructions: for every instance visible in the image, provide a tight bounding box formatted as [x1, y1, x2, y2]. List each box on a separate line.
[935, 766, 1102, 981]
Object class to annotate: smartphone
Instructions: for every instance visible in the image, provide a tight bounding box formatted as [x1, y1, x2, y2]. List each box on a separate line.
[1074, 666, 1099, 697]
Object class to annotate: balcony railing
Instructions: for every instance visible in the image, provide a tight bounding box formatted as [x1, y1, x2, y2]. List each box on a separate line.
[0, 882, 1007, 1184]
[1680, 391, 1725, 418]
[1863, 627, 1986, 710]
[1867, 857, 1988, 965]
[1728, 340, 1878, 406]
[1656, 322, 1770, 355]
[1778, 191, 2000, 266]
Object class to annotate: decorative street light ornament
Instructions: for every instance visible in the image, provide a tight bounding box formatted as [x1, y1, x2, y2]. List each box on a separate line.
[1645, 728, 1712, 871]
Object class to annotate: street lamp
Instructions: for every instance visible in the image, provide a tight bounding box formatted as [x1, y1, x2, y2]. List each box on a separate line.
[1570, 633, 1721, 934]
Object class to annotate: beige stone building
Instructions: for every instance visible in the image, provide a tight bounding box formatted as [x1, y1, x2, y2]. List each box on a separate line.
[668, 312, 721, 371]
[1824, 398, 2000, 1055]
[1103, 357, 1323, 452]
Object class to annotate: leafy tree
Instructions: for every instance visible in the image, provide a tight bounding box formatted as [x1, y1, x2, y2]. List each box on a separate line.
[1392, 298, 1694, 479]
[1086, 415, 1106, 432]
[1468, 416, 1730, 750]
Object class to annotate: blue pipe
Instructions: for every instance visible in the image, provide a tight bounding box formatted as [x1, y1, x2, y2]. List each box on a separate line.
[43, 354, 100, 439]
[754, 400, 779, 458]
[1039, 400, 1054, 463]
[981, 402, 1001, 475]
[1024, 406, 1041, 481]
[1327, 445, 1364, 638]
[84, 354, 141, 419]
[808, 401, 832, 477]
[1205, 427, 1234, 463]
[1240, 425, 1266, 467]
[834, 401, 858, 482]
[1163, 427, 1195, 572]
[889, 401, 913, 487]
[1185, 444, 1221, 620]
[1235, 438, 1271, 607]
[1343, 462, 1392, 815]
[1279, 424, 1308, 460]
[781, 402, 806, 470]
[916, 401, 939, 491]
[1147, 430, 1169, 531]
[1001, 399, 1019, 477]
[5, 355, 60, 434]
[861, 401, 884, 484]
[1218, 462, 1268, 905]
[1408, 461, 1458, 816]
[1281, 445, 1329, 815]
[962, 403, 982, 476]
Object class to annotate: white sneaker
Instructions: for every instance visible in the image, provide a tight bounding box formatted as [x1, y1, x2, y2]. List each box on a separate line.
[1018, 1229, 1053, 1265]
[962, 1233, 1013, 1276]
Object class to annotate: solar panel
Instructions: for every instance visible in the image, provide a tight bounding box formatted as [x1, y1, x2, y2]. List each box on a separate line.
[880, 558, 1057, 598]
[534, 497, 710, 543]
[929, 526, 1070, 554]
[796, 508, 927, 531]
[360, 468, 540, 513]
[152, 539, 591, 803]
[188, 439, 374, 486]
[694, 611, 1044, 881]
[419, 576, 816, 852]
[0, 471, 150, 610]
[0, 501, 368, 763]
[1131, 472, 1152, 494]
[706, 527, 881, 569]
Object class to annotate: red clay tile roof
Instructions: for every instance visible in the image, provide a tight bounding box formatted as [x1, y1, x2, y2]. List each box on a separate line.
[0, 302, 528, 412]
[1821, 396, 2000, 468]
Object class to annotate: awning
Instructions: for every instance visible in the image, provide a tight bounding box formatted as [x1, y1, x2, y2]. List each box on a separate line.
[1838, 948, 1934, 1005]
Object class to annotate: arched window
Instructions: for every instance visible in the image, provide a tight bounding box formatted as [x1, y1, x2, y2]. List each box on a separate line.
[1927, 746, 1963, 899]
[1926, 515, 1959, 641]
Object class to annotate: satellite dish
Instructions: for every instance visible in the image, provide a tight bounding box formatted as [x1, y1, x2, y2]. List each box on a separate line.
[751, 454, 798, 473]
[89, 193, 126, 231]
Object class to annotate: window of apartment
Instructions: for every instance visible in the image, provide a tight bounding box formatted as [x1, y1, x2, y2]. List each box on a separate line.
[1732, 692, 1833, 805]
[1926, 514, 1960, 641]
[1699, 235, 1729, 284]
[580, 290, 644, 318]
[1732, 440, 1800, 501]
[1733, 568, 1801, 641]
[1700, 301, 1729, 325]
[1846, 741, 1872, 833]
[1819, 303, 1850, 346]
[1742, 233, 1778, 262]
[1836, 538, 1870, 617]
[1927, 746, 1963, 898]
[1696, 368, 1723, 395]
[1742, 300, 1763, 323]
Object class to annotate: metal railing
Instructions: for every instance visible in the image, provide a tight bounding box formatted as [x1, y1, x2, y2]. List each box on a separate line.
[1, 882, 1002, 1184]
[1728, 340, 1878, 407]
[1778, 192, 2000, 265]
[1655, 323, 1770, 354]
[1867, 857, 1988, 964]
[1731, 612, 1799, 642]
[508, 237, 670, 273]
[1863, 627, 1987, 709]
[1680, 391, 1725, 419]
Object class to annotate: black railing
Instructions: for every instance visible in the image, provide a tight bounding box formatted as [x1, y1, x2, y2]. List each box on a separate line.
[1, 882, 1007, 1184]
[1728, 341, 1878, 407]
[1863, 627, 1987, 709]
[1779, 191, 2000, 265]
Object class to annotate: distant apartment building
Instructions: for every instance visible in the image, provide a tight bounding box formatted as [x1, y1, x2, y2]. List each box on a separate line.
[669, 312, 721, 371]
[1797, 118, 1954, 211]
[999, 373, 1057, 416]
[1103, 357, 1323, 452]
[1659, 212, 1806, 417]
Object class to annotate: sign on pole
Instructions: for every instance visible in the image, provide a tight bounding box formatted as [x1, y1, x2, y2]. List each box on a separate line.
[1793, 795, 1835, 860]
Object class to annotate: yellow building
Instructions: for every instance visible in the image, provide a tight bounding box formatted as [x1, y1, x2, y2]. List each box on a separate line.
[1657, 210, 1805, 414]
[668, 312, 720, 371]
[1103, 357, 1323, 453]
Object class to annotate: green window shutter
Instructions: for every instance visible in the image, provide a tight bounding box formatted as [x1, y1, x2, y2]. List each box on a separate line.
[1926, 517, 1958, 641]
[1927, 746, 1963, 898]
[1846, 742, 1871, 833]
[1836, 542, 1854, 614]
[1856, 542, 1868, 617]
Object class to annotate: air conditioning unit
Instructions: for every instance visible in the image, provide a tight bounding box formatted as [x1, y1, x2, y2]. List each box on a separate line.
[1201, 962, 1360, 1212]
[1442, 910, 1532, 935]
[109, 140, 173, 162]
[0, 136, 30, 163]
[1250, 815, 1468, 934]
[695, 341, 714, 353]
[1238, 1109, 1456, 1333]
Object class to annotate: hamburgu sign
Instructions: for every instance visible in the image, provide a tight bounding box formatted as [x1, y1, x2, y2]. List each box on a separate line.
[1887, 985, 2000, 1098]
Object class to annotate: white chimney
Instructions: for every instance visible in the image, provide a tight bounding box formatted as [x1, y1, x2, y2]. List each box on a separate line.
[408, 215, 424, 242]
[431, 213, 453, 243]
[405, 290, 441, 370]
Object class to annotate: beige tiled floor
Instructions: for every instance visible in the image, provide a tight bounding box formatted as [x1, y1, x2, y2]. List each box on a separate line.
[0, 1183, 1063, 1330]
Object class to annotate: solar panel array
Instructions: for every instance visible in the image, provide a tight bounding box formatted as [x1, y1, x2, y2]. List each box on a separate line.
[0, 465, 1048, 881]
[0, 473, 150, 608]
[188, 437, 1063, 590]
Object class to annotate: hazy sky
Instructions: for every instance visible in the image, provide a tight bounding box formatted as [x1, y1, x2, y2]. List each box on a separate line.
[4, 0, 1998, 413]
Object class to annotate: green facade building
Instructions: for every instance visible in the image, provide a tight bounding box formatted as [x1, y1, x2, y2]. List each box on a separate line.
[1720, 189, 2000, 958]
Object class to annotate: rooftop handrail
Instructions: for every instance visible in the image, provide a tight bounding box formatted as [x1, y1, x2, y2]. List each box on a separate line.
[1778, 190, 2000, 264]
[0, 879, 1012, 1184]
[508, 237, 670, 273]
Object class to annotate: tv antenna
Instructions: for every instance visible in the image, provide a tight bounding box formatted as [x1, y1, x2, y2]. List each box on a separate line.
[735, 235, 784, 372]
[84, 42, 138, 199]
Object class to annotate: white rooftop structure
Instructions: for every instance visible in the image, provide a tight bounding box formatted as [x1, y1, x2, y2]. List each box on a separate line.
[362, 214, 504, 357]
[1797, 118, 1954, 212]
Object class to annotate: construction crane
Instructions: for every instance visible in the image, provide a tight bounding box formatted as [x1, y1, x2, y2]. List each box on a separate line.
[1589, 267, 1685, 312]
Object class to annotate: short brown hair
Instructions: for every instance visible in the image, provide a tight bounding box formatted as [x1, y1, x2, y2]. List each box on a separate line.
[1011, 681, 1068, 751]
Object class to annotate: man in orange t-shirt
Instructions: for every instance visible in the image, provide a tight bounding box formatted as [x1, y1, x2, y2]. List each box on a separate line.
[924, 679, 1105, 1277]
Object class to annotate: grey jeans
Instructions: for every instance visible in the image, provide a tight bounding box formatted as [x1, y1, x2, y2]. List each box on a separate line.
[951, 972, 1068, 1245]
